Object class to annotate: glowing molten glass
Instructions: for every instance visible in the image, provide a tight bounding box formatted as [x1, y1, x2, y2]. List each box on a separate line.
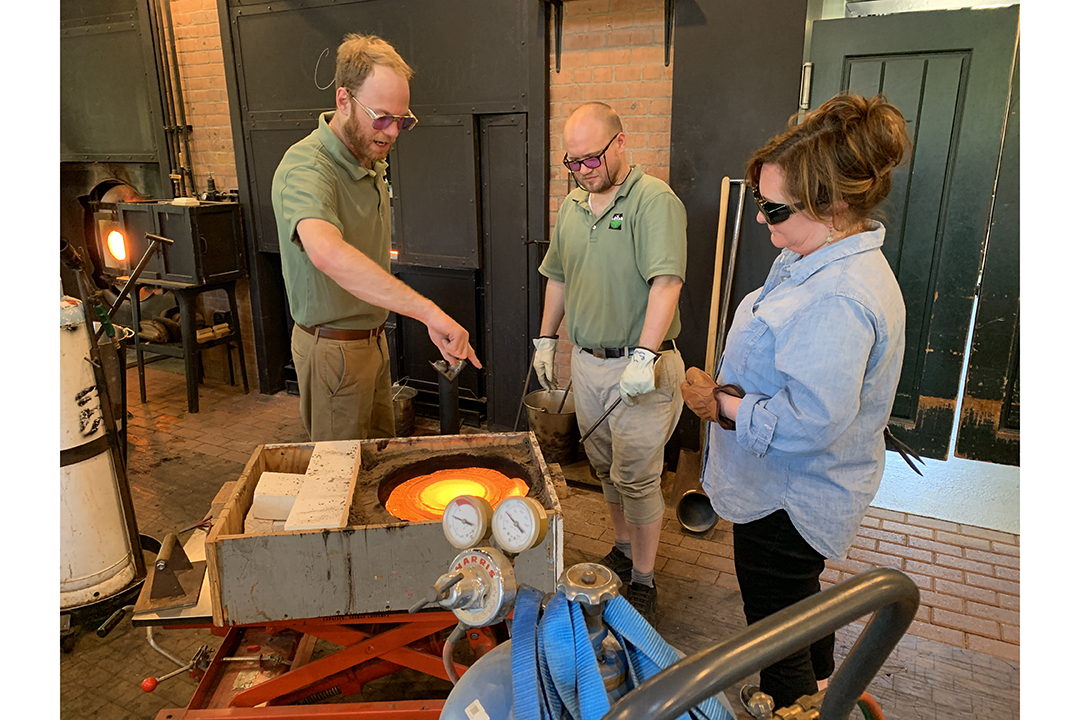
[385, 468, 528, 522]
[107, 230, 127, 262]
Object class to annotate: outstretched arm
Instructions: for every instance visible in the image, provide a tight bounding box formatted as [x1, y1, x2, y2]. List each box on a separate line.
[298, 217, 481, 367]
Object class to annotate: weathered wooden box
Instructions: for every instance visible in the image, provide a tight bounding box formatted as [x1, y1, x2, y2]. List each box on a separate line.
[205, 433, 564, 626]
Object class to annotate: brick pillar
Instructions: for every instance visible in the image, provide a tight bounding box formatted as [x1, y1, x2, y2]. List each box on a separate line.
[546, 0, 674, 376]
[169, 0, 257, 383]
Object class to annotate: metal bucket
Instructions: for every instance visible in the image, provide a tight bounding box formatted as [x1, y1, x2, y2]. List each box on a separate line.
[524, 389, 579, 465]
[392, 385, 417, 437]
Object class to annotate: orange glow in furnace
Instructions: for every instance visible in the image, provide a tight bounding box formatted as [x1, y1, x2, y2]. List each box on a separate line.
[107, 230, 127, 261]
[385, 468, 528, 522]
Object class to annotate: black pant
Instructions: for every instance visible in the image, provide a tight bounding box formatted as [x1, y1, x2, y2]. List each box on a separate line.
[733, 509, 834, 709]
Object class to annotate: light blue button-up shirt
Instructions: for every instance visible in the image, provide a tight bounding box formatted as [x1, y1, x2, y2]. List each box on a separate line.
[701, 222, 905, 559]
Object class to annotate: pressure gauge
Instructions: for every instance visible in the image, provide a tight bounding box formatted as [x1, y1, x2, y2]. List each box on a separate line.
[492, 496, 548, 554]
[442, 496, 493, 549]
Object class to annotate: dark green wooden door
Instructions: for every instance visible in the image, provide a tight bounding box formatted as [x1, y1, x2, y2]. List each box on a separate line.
[809, 6, 1019, 462]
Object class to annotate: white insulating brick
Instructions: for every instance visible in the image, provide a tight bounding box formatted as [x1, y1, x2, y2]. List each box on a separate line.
[249, 471, 306, 520]
[284, 441, 360, 532]
[244, 517, 286, 535]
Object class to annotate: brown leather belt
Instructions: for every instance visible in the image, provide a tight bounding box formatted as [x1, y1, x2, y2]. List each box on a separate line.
[295, 322, 385, 341]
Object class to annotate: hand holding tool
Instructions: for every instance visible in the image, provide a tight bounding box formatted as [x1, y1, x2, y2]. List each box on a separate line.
[681, 367, 719, 422]
[579, 397, 622, 445]
[532, 337, 559, 391]
[618, 347, 660, 406]
[681, 367, 745, 431]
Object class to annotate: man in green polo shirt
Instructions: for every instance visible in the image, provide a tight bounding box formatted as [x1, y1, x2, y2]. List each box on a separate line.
[535, 102, 687, 623]
[272, 34, 480, 442]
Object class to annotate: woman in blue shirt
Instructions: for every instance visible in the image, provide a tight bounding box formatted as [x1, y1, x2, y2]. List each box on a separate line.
[681, 93, 910, 709]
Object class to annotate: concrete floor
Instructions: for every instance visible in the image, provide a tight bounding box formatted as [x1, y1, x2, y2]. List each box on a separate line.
[57, 364, 1020, 719]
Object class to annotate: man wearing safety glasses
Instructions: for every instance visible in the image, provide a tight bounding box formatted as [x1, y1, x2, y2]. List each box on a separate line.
[273, 34, 480, 443]
[534, 102, 687, 623]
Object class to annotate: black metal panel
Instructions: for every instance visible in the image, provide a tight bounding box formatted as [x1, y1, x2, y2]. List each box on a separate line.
[246, 125, 317, 253]
[62, 0, 137, 21]
[955, 47, 1019, 466]
[479, 114, 530, 430]
[228, 0, 530, 115]
[60, 11, 164, 162]
[809, 6, 1019, 460]
[668, 0, 808, 450]
[390, 116, 480, 268]
[392, 265, 483, 399]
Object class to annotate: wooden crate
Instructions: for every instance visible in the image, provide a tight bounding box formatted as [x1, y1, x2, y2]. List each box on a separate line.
[205, 433, 564, 626]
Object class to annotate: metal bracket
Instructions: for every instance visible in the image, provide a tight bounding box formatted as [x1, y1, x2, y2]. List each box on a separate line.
[136, 532, 206, 611]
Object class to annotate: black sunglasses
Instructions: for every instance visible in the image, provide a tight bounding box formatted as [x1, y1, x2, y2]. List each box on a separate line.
[563, 134, 618, 172]
[752, 185, 804, 225]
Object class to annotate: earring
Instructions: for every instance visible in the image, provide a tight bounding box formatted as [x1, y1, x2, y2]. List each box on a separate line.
[824, 225, 836, 246]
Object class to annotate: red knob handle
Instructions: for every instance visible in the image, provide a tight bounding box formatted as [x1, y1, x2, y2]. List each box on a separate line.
[141, 677, 158, 693]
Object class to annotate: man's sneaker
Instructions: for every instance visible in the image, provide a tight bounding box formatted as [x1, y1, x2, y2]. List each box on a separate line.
[625, 581, 658, 625]
[599, 545, 633, 584]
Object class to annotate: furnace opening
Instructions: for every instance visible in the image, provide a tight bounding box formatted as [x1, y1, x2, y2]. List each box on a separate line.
[378, 454, 534, 522]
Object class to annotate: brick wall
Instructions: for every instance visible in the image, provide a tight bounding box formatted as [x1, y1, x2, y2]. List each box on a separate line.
[626, 507, 1021, 663]
[824, 508, 1020, 662]
[169, 0, 256, 381]
[546, 0, 673, 384]
[171, 0, 237, 192]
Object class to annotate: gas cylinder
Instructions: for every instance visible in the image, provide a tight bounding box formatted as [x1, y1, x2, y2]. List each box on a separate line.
[60, 296, 137, 610]
[439, 563, 631, 720]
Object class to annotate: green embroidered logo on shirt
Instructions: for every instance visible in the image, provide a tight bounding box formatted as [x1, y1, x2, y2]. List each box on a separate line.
[609, 213, 624, 230]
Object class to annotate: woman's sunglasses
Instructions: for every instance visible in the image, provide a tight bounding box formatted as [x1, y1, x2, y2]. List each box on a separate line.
[562, 134, 618, 172]
[752, 185, 804, 225]
[350, 93, 419, 131]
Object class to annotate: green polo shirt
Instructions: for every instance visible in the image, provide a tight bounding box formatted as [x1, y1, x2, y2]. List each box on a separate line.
[539, 166, 686, 349]
[272, 111, 391, 330]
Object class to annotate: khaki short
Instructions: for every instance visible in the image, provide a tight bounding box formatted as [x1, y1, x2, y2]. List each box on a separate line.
[290, 324, 395, 442]
[570, 346, 685, 525]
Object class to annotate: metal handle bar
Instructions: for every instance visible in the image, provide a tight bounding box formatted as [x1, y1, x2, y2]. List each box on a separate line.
[602, 567, 920, 720]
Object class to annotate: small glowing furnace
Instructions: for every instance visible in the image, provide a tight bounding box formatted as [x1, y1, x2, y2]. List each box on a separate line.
[385, 467, 528, 522]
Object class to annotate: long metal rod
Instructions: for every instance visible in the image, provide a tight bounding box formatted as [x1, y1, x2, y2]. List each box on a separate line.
[98, 233, 174, 343]
[148, 0, 181, 195]
[713, 180, 746, 374]
[145, 625, 187, 668]
[602, 567, 920, 720]
[580, 397, 622, 445]
[160, 0, 196, 195]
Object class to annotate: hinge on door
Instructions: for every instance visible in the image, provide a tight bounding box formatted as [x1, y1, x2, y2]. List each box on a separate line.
[798, 62, 813, 121]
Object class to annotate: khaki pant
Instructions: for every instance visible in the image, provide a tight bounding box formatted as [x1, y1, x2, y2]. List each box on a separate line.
[570, 346, 685, 525]
[291, 324, 395, 442]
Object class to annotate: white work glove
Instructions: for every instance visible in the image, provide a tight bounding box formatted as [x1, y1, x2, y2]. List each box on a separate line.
[619, 347, 660, 406]
[532, 337, 559, 391]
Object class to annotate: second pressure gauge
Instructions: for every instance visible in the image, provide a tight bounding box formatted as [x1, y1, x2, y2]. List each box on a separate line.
[442, 495, 493, 549]
[492, 496, 548, 554]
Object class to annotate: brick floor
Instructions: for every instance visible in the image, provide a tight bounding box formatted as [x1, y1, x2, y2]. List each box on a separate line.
[57, 365, 1019, 719]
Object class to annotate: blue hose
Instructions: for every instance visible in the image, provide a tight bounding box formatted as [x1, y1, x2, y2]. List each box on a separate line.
[511, 586, 732, 720]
